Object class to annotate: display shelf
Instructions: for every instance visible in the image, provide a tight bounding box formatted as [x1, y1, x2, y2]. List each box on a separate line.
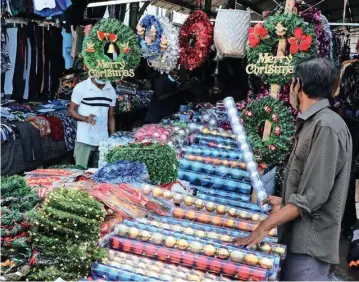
[197, 139, 239, 151]
[194, 133, 238, 146]
[199, 127, 236, 139]
[182, 154, 246, 169]
[109, 236, 269, 281]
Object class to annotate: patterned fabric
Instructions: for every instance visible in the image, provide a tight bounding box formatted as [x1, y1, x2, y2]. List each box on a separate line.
[3, 103, 34, 113]
[1, 123, 17, 142]
[24, 116, 51, 137]
[115, 84, 153, 114]
[92, 160, 149, 184]
[41, 116, 64, 141]
[47, 110, 76, 151]
[1, 30, 11, 73]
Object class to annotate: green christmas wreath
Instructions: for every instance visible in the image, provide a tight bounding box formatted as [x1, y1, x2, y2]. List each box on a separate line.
[82, 18, 140, 81]
[242, 96, 295, 165]
[247, 13, 316, 85]
[106, 142, 179, 184]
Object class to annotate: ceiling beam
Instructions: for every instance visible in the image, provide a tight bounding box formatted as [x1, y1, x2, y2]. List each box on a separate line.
[234, 0, 262, 16]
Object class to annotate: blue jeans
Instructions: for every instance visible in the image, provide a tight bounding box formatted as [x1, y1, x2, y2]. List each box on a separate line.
[4, 27, 17, 95]
[281, 253, 330, 281]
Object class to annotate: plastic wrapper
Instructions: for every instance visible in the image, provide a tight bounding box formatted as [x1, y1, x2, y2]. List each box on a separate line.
[194, 133, 238, 146]
[180, 160, 249, 180]
[183, 154, 246, 169]
[194, 185, 251, 202]
[200, 127, 236, 139]
[178, 169, 251, 195]
[106, 249, 222, 281]
[125, 219, 286, 258]
[108, 237, 269, 280]
[198, 139, 238, 151]
[182, 145, 243, 160]
[91, 262, 158, 281]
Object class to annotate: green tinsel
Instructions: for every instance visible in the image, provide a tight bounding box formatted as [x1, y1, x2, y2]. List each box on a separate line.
[1, 175, 34, 198]
[82, 18, 140, 81]
[29, 188, 105, 281]
[247, 13, 316, 85]
[1, 207, 27, 225]
[106, 142, 179, 184]
[243, 96, 295, 165]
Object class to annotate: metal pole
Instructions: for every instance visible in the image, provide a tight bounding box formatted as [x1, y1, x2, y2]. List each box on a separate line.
[129, 1, 139, 31]
[205, 0, 212, 15]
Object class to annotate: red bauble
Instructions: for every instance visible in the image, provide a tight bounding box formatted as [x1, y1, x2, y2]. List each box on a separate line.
[251, 269, 266, 281]
[111, 237, 121, 249]
[122, 239, 132, 252]
[195, 257, 209, 270]
[209, 260, 223, 273]
[145, 244, 157, 257]
[264, 106, 271, 113]
[133, 242, 144, 255]
[170, 250, 182, 264]
[268, 145, 276, 151]
[274, 126, 281, 136]
[272, 114, 278, 122]
[237, 265, 251, 280]
[223, 262, 237, 276]
[183, 253, 195, 266]
[157, 247, 169, 261]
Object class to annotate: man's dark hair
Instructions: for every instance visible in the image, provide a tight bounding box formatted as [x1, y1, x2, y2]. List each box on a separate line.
[294, 57, 338, 99]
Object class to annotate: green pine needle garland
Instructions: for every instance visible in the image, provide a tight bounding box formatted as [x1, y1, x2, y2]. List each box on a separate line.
[28, 188, 105, 281]
[106, 142, 179, 184]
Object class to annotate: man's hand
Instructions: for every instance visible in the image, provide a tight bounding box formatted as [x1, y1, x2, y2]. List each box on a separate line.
[85, 114, 97, 125]
[263, 196, 282, 213]
[233, 223, 269, 248]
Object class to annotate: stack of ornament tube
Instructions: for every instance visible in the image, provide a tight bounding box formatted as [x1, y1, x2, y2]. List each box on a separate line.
[115, 220, 279, 272]
[109, 236, 269, 280]
[122, 219, 285, 259]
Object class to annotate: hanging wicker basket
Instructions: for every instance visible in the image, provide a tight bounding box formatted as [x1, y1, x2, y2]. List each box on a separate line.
[214, 9, 250, 58]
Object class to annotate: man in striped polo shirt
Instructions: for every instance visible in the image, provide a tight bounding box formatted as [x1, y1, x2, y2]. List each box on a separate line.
[68, 77, 117, 168]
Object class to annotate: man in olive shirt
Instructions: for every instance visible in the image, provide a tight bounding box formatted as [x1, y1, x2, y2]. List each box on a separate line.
[235, 58, 352, 280]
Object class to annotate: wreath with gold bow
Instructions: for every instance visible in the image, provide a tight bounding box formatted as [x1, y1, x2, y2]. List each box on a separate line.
[137, 15, 165, 60]
[247, 13, 316, 85]
[82, 18, 140, 81]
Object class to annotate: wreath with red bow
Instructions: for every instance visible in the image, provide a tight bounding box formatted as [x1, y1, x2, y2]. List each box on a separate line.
[247, 13, 316, 85]
[179, 10, 213, 70]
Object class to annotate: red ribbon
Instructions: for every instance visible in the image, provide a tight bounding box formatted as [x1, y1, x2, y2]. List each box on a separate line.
[97, 31, 118, 42]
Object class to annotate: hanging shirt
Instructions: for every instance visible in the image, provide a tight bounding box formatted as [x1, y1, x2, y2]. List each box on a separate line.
[33, 0, 56, 11]
[71, 78, 116, 146]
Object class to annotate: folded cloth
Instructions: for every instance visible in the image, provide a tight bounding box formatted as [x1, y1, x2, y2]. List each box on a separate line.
[40, 115, 64, 141]
[1, 123, 18, 142]
[24, 116, 51, 137]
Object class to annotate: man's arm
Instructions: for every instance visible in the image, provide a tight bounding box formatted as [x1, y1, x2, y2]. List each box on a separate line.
[108, 106, 116, 135]
[235, 126, 344, 246]
[68, 101, 96, 125]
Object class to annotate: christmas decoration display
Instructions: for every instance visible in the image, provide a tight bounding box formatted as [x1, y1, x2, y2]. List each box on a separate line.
[241, 96, 295, 165]
[92, 160, 149, 184]
[28, 188, 105, 281]
[99, 131, 136, 168]
[179, 10, 213, 70]
[137, 15, 164, 60]
[115, 85, 153, 114]
[1, 176, 40, 280]
[106, 142, 179, 184]
[247, 13, 316, 85]
[82, 18, 140, 81]
[214, 9, 250, 58]
[148, 17, 180, 73]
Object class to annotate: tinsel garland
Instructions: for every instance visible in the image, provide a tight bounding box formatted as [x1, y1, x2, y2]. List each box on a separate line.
[28, 188, 105, 281]
[148, 16, 179, 73]
[1, 175, 35, 198]
[137, 15, 164, 60]
[179, 10, 213, 70]
[82, 18, 140, 81]
[247, 13, 316, 85]
[297, 4, 330, 58]
[93, 160, 149, 184]
[242, 97, 295, 165]
[106, 142, 179, 184]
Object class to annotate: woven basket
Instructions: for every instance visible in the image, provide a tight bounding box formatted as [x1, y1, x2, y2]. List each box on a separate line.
[214, 9, 250, 58]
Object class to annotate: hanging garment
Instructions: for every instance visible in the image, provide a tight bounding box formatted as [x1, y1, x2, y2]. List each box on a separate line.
[1, 30, 11, 73]
[34, 0, 72, 17]
[71, 25, 84, 59]
[23, 36, 31, 100]
[33, 0, 56, 11]
[28, 23, 38, 101]
[12, 26, 26, 102]
[4, 27, 17, 95]
[61, 27, 73, 69]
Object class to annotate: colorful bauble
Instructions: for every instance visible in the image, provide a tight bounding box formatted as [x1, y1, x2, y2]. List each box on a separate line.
[247, 13, 316, 85]
[148, 17, 180, 73]
[82, 18, 140, 81]
[137, 15, 164, 60]
[242, 97, 295, 165]
[179, 10, 213, 70]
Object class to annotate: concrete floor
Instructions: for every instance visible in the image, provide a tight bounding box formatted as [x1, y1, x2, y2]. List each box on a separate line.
[331, 240, 359, 281]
